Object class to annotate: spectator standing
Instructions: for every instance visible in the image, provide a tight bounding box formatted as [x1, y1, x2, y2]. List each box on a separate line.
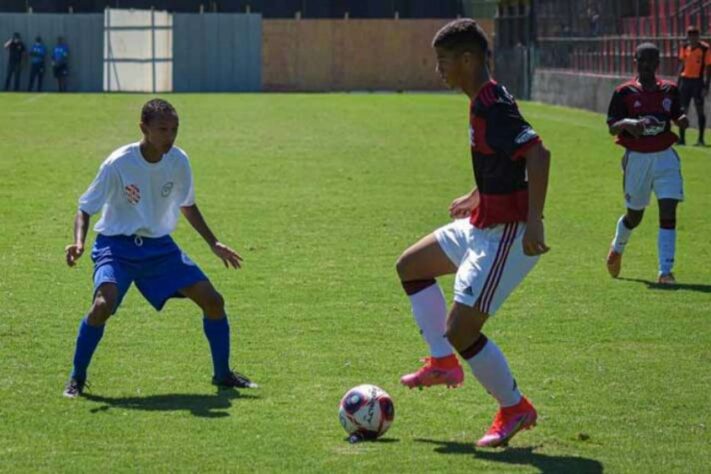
[52, 36, 70, 92]
[4, 33, 26, 91]
[28, 36, 47, 92]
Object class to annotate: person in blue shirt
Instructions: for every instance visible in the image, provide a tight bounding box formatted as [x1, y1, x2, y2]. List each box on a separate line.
[52, 36, 69, 92]
[27, 36, 47, 92]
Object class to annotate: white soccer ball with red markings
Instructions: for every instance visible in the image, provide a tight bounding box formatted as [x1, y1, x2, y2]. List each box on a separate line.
[338, 384, 395, 440]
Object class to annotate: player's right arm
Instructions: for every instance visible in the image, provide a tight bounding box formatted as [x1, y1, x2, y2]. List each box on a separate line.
[66, 211, 90, 267]
[66, 162, 116, 267]
[609, 118, 644, 138]
[607, 88, 644, 138]
[677, 47, 686, 85]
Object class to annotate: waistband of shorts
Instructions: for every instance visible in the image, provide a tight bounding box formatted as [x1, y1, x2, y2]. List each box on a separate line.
[96, 234, 174, 246]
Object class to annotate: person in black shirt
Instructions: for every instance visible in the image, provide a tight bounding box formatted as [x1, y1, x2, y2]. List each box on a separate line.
[4, 33, 26, 91]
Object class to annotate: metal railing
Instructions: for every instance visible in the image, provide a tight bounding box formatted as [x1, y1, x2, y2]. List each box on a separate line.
[537, 35, 709, 77]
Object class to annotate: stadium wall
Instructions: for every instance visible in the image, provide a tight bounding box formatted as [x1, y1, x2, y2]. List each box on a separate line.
[173, 13, 261, 92]
[261, 19, 495, 91]
[532, 69, 709, 128]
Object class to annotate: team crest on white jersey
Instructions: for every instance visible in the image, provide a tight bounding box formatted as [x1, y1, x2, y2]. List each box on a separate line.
[161, 181, 174, 197]
[124, 184, 141, 205]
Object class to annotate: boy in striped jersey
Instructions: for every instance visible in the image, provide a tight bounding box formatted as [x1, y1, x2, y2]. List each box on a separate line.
[396, 19, 551, 448]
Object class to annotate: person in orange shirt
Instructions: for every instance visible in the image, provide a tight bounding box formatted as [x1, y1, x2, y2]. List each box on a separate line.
[677, 26, 711, 146]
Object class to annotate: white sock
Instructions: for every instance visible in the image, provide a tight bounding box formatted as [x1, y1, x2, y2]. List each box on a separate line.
[466, 338, 522, 408]
[612, 216, 633, 254]
[408, 283, 453, 358]
[658, 228, 676, 275]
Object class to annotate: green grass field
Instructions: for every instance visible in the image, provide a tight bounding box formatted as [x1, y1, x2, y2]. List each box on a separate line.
[0, 93, 709, 473]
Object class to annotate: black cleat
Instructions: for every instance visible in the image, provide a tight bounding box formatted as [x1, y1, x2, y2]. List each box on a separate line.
[212, 370, 258, 389]
[63, 378, 87, 398]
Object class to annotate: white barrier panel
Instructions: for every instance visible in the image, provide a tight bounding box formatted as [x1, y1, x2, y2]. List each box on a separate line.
[104, 8, 173, 92]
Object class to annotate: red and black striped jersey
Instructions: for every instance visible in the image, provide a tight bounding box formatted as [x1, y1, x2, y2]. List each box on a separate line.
[607, 78, 682, 153]
[469, 81, 541, 229]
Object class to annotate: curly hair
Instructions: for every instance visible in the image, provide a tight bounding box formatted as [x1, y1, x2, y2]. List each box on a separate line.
[141, 98, 178, 124]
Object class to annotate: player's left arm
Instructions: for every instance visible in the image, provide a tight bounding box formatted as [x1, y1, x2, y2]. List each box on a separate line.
[522, 143, 551, 257]
[180, 204, 243, 269]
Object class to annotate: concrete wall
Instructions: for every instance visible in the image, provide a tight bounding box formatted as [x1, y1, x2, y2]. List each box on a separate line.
[173, 13, 261, 92]
[0, 13, 103, 92]
[261, 19, 494, 91]
[532, 69, 709, 128]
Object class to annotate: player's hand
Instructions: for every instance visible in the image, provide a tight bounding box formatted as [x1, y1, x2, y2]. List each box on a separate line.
[522, 218, 550, 256]
[65, 243, 84, 267]
[624, 119, 645, 138]
[449, 190, 480, 219]
[211, 242, 243, 269]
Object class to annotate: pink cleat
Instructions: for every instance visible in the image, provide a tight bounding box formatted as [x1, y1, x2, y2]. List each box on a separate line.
[400, 356, 464, 389]
[476, 396, 537, 448]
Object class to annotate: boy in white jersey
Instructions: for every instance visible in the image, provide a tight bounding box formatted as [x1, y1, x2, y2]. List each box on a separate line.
[63, 99, 255, 397]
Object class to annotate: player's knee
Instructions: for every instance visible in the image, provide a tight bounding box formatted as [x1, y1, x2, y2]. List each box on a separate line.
[395, 252, 413, 281]
[624, 212, 643, 229]
[445, 308, 486, 351]
[89, 291, 116, 323]
[203, 290, 225, 317]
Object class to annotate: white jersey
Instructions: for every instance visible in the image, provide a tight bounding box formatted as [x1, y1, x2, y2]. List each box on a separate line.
[79, 142, 195, 238]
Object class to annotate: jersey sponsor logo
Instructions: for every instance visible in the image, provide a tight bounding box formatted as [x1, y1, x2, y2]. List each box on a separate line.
[514, 127, 538, 145]
[161, 181, 174, 197]
[662, 98, 672, 112]
[124, 184, 141, 205]
[641, 115, 667, 136]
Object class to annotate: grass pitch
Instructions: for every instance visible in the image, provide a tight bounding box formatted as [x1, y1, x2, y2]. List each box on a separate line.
[0, 92, 709, 473]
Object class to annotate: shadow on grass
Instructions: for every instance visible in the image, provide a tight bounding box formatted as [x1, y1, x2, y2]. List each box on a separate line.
[415, 439, 603, 474]
[84, 389, 258, 418]
[618, 277, 711, 293]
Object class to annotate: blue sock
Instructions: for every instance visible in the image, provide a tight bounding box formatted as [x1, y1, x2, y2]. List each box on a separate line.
[203, 316, 231, 379]
[71, 317, 105, 381]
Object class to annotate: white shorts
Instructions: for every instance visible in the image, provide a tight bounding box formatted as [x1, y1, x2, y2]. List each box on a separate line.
[622, 148, 684, 210]
[434, 219, 539, 315]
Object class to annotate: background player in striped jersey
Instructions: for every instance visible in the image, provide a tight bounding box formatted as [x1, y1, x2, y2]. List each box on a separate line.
[396, 19, 551, 448]
[606, 43, 688, 284]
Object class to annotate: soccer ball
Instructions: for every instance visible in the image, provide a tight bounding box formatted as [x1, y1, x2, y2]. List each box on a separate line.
[338, 384, 395, 440]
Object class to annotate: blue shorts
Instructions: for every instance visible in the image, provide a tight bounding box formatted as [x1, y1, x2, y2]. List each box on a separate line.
[91, 234, 208, 313]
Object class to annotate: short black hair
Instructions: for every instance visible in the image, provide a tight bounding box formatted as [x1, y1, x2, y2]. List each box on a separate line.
[687, 25, 700, 34]
[141, 98, 178, 124]
[432, 19, 489, 56]
[635, 42, 659, 59]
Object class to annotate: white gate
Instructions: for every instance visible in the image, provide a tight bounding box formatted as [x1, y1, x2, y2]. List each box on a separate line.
[104, 8, 173, 92]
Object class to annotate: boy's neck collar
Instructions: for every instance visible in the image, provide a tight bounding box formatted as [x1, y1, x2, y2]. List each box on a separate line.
[139, 140, 163, 163]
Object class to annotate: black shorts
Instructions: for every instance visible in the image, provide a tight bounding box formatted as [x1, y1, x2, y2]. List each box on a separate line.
[53, 64, 68, 78]
[679, 78, 705, 111]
